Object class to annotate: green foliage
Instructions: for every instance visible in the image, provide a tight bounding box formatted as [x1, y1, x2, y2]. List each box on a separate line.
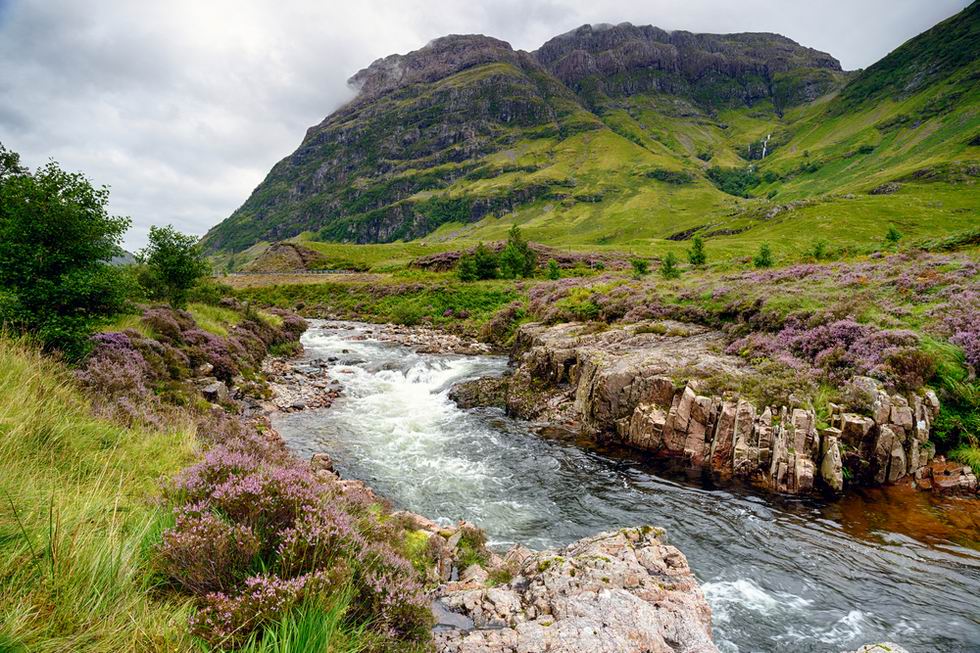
[232, 594, 369, 653]
[0, 143, 132, 359]
[458, 242, 499, 281]
[753, 243, 774, 268]
[950, 445, 980, 477]
[885, 225, 903, 247]
[706, 166, 760, 197]
[646, 168, 694, 185]
[547, 259, 561, 280]
[498, 226, 537, 279]
[686, 236, 707, 267]
[660, 252, 681, 279]
[630, 258, 650, 277]
[0, 335, 197, 649]
[806, 239, 829, 261]
[138, 226, 211, 309]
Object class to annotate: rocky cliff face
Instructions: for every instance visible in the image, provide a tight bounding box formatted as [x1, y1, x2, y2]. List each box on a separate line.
[453, 320, 978, 497]
[534, 23, 842, 108]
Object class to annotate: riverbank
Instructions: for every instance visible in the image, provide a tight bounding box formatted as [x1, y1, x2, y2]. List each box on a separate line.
[268, 320, 980, 652]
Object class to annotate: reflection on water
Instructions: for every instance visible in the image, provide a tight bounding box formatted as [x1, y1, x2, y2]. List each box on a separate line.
[274, 321, 980, 653]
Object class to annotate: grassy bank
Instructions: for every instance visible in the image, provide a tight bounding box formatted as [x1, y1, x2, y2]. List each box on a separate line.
[0, 335, 197, 651]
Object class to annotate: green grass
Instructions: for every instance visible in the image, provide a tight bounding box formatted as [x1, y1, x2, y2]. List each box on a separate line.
[237, 278, 519, 332]
[187, 303, 243, 337]
[230, 591, 369, 653]
[0, 335, 198, 651]
[950, 445, 980, 477]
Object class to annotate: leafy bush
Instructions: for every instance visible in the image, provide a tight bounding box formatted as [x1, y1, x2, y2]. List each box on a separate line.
[706, 166, 760, 197]
[630, 258, 650, 277]
[497, 225, 537, 279]
[885, 225, 903, 248]
[457, 242, 498, 281]
[753, 243, 774, 268]
[687, 236, 707, 267]
[138, 225, 211, 308]
[660, 252, 681, 279]
[0, 143, 131, 359]
[546, 259, 561, 280]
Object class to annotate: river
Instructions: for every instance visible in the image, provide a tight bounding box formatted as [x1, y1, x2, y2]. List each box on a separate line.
[273, 321, 980, 653]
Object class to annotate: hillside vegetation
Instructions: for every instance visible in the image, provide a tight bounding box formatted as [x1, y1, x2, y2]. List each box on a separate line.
[204, 3, 978, 261]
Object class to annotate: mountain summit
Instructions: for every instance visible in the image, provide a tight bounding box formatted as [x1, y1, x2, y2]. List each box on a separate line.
[203, 5, 978, 254]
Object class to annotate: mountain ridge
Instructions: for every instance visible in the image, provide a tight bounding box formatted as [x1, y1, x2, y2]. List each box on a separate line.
[203, 4, 978, 255]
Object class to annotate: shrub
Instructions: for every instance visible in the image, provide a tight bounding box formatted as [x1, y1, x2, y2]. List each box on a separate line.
[138, 225, 211, 308]
[806, 239, 828, 261]
[885, 225, 903, 248]
[158, 509, 261, 594]
[0, 143, 131, 359]
[706, 166, 759, 197]
[630, 258, 650, 277]
[457, 243, 498, 281]
[547, 258, 561, 280]
[687, 236, 706, 267]
[498, 225, 537, 279]
[753, 243, 774, 268]
[660, 252, 681, 279]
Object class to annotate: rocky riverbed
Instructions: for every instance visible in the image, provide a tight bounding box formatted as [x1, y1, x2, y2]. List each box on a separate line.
[257, 320, 973, 652]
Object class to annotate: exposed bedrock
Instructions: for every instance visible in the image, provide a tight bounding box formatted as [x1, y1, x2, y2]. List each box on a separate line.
[432, 526, 718, 653]
[452, 321, 977, 496]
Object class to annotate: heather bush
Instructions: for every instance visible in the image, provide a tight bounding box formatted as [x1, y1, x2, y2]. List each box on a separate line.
[158, 508, 261, 594]
[182, 327, 239, 382]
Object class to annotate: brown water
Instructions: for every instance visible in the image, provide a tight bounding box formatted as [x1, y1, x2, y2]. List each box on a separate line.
[275, 321, 980, 653]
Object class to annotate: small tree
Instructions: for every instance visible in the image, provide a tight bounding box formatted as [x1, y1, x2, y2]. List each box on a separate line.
[498, 225, 536, 279]
[0, 143, 131, 359]
[630, 258, 650, 278]
[687, 236, 706, 267]
[807, 239, 828, 261]
[473, 242, 499, 280]
[138, 225, 210, 308]
[660, 252, 681, 279]
[547, 259, 561, 280]
[753, 243, 774, 268]
[457, 255, 478, 281]
[885, 225, 902, 248]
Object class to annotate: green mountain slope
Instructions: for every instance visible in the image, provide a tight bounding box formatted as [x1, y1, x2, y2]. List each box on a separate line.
[203, 4, 979, 256]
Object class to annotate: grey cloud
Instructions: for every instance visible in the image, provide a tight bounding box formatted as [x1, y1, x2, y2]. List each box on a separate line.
[0, 0, 969, 250]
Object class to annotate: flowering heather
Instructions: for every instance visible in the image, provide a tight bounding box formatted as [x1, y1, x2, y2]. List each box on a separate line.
[728, 317, 922, 387]
[158, 508, 260, 594]
[190, 573, 311, 646]
[182, 327, 239, 381]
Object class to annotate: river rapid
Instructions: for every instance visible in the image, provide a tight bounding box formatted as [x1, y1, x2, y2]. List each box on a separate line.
[273, 321, 980, 653]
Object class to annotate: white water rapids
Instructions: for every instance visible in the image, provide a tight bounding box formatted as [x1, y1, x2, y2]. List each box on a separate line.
[274, 321, 980, 653]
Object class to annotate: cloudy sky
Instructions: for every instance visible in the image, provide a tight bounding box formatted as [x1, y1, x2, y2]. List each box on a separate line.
[0, 0, 969, 250]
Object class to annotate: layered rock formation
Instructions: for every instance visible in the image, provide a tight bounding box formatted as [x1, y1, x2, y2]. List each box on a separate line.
[455, 320, 977, 496]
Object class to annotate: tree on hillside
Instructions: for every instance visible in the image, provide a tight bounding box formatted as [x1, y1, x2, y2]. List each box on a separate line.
[753, 243, 774, 268]
[687, 236, 707, 267]
[660, 252, 681, 279]
[885, 225, 903, 248]
[547, 258, 561, 280]
[0, 143, 131, 359]
[457, 242, 498, 281]
[138, 225, 210, 308]
[630, 258, 650, 278]
[498, 225, 537, 279]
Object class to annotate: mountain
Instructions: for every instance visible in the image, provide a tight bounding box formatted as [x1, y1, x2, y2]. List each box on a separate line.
[203, 4, 978, 254]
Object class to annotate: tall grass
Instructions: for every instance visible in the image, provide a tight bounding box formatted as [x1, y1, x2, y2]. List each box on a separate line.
[231, 591, 369, 653]
[0, 335, 197, 651]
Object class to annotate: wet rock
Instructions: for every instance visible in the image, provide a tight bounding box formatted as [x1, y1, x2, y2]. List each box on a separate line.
[435, 527, 717, 653]
[310, 452, 335, 474]
[845, 644, 910, 653]
[449, 376, 509, 409]
[820, 429, 844, 493]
